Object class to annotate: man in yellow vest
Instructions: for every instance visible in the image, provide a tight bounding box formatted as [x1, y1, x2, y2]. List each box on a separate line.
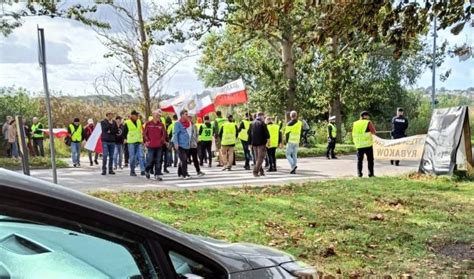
[199, 115, 214, 167]
[219, 114, 238, 171]
[213, 111, 227, 167]
[266, 117, 282, 172]
[67, 118, 84, 167]
[238, 112, 252, 170]
[31, 116, 45, 157]
[326, 116, 338, 159]
[285, 111, 302, 174]
[123, 110, 146, 176]
[352, 111, 377, 177]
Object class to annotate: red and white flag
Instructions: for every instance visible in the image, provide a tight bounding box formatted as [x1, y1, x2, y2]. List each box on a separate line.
[84, 125, 103, 154]
[160, 94, 188, 113]
[41, 128, 69, 138]
[196, 95, 215, 117]
[213, 78, 248, 106]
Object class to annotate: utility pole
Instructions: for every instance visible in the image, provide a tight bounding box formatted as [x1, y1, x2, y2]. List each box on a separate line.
[431, 7, 437, 109]
[37, 27, 58, 184]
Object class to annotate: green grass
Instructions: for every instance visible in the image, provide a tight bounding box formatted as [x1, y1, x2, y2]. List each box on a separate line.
[0, 156, 69, 170]
[92, 176, 474, 277]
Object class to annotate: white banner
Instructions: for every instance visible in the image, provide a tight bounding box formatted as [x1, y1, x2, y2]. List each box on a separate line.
[373, 135, 426, 161]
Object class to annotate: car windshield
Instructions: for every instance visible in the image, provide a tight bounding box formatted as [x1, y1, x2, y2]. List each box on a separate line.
[0, 215, 142, 278]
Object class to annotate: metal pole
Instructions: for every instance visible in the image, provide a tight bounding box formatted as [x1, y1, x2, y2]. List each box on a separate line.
[37, 27, 57, 184]
[431, 10, 437, 109]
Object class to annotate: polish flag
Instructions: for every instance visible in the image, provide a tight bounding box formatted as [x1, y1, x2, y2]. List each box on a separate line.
[213, 78, 248, 106]
[196, 95, 215, 117]
[160, 94, 188, 113]
[84, 124, 103, 154]
[41, 128, 69, 138]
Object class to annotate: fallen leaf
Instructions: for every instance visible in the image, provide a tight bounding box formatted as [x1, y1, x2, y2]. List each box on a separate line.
[370, 213, 385, 221]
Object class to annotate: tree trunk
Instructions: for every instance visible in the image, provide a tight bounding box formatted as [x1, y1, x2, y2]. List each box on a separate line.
[136, 0, 151, 118]
[329, 35, 343, 142]
[281, 36, 296, 112]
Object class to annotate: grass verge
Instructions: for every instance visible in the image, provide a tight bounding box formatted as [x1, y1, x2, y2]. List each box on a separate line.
[0, 157, 69, 170]
[92, 176, 473, 277]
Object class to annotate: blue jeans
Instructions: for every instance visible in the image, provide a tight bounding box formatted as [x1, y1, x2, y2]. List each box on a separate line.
[9, 141, 18, 158]
[71, 142, 81, 165]
[128, 143, 145, 174]
[114, 143, 123, 168]
[286, 143, 298, 169]
[145, 147, 163, 175]
[102, 142, 115, 172]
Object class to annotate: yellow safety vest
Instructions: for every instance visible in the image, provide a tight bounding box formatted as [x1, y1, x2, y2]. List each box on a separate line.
[238, 120, 250, 141]
[285, 120, 302, 144]
[352, 119, 373, 148]
[125, 119, 143, 143]
[199, 123, 213, 142]
[167, 121, 176, 136]
[215, 117, 227, 134]
[69, 124, 83, 142]
[267, 124, 280, 148]
[328, 123, 337, 138]
[221, 122, 237, 146]
[31, 123, 44, 139]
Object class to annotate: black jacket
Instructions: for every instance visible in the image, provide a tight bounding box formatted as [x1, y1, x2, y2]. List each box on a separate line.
[391, 116, 408, 138]
[248, 118, 270, 146]
[101, 119, 118, 143]
[115, 124, 125, 144]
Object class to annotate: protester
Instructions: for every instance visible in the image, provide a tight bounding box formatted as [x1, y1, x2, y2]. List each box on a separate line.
[266, 116, 281, 172]
[326, 116, 338, 159]
[84, 119, 99, 166]
[285, 111, 302, 174]
[124, 110, 146, 176]
[173, 109, 192, 179]
[213, 111, 227, 167]
[7, 119, 18, 158]
[100, 112, 117, 175]
[168, 114, 178, 168]
[31, 117, 45, 157]
[143, 110, 167, 181]
[352, 111, 376, 177]
[68, 118, 84, 167]
[114, 116, 125, 170]
[238, 112, 252, 170]
[219, 114, 238, 171]
[391, 108, 409, 166]
[123, 115, 130, 168]
[248, 112, 270, 177]
[2, 116, 12, 157]
[199, 115, 213, 167]
[301, 118, 311, 147]
[189, 116, 205, 176]
[23, 120, 34, 156]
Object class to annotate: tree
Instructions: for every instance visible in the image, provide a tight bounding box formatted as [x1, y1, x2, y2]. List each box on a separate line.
[94, 1, 197, 117]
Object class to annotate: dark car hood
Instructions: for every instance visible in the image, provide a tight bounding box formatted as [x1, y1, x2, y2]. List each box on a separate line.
[188, 235, 295, 270]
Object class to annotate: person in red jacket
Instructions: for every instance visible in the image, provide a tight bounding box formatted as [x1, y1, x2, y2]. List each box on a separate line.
[143, 110, 168, 181]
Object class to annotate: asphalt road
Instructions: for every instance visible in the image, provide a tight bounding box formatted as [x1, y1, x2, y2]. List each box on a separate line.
[27, 155, 419, 192]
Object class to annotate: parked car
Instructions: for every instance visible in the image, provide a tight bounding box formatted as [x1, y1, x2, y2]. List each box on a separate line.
[0, 168, 317, 278]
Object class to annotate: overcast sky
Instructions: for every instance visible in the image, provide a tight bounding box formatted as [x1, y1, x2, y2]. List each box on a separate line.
[0, 1, 473, 96]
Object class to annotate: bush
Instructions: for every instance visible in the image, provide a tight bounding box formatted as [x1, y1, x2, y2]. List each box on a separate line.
[0, 156, 68, 170]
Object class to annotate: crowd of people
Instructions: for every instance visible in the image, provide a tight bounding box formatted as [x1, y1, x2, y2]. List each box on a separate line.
[1, 107, 408, 179]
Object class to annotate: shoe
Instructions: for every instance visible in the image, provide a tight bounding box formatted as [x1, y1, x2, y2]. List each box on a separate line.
[114, 166, 117, 170]
[94, 160, 99, 165]
[145, 171, 150, 179]
[164, 169, 170, 174]
[184, 175, 191, 180]
[124, 164, 128, 168]
[198, 171, 205, 176]
[395, 161, 400, 166]
[90, 162, 93, 166]
[259, 172, 265, 176]
[244, 165, 250, 170]
[73, 164, 77, 168]
[150, 170, 154, 175]
[358, 174, 363, 178]
[101, 171, 106, 175]
[253, 173, 260, 178]
[130, 172, 137, 177]
[109, 170, 115, 175]
[155, 175, 163, 181]
[390, 160, 394, 165]
[332, 157, 338, 159]
[217, 164, 223, 167]
[369, 174, 375, 178]
[78, 163, 81, 167]
[326, 157, 330, 160]
[140, 171, 146, 176]
[290, 166, 297, 174]
[221, 167, 228, 171]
